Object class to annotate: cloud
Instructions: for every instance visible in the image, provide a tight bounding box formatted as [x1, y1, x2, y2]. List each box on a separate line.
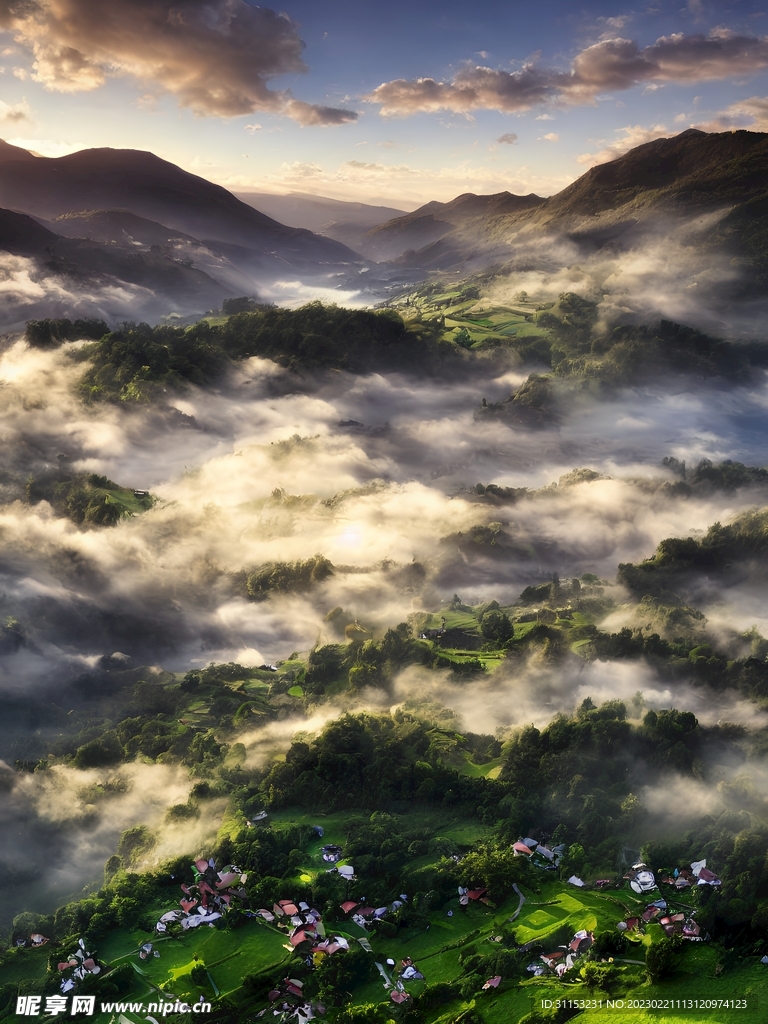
[7, 136, 89, 157]
[278, 159, 323, 179]
[222, 154, 572, 206]
[0, 759, 222, 925]
[497, 132, 518, 144]
[365, 29, 768, 117]
[541, 132, 559, 141]
[0, 0, 357, 124]
[597, 15, 632, 38]
[577, 123, 671, 165]
[366, 65, 566, 117]
[0, 97, 28, 121]
[696, 94, 768, 131]
[283, 98, 358, 126]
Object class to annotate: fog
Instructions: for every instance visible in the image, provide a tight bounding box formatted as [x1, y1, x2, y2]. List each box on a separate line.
[0, 760, 215, 927]
[3, 329, 768, 677]
[2, 260, 768, 924]
[475, 211, 766, 339]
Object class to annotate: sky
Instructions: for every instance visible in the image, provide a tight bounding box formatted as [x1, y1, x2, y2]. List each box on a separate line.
[0, 0, 766, 207]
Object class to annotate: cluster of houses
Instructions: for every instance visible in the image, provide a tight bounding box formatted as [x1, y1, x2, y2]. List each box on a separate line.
[617, 858, 718, 941]
[340, 892, 408, 930]
[513, 836, 567, 872]
[659, 860, 721, 890]
[251, 871, 427, 1012]
[618, 899, 703, 940]
[264, 977, 324, 1021]
[155, 857, 249, 935]
[527, 928, 594, 978]
[56, 938, 101, 994]
[513, 836, 717, 964]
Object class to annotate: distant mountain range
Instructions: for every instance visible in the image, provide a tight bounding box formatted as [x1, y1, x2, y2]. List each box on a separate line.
[235, 190, 408, 253]
[361, 191, 546, 261]
[0, 128, 765, 326]
[0, 142, 368, 325]
[367, 129, 768, 278]
[0, 144, 358, 264]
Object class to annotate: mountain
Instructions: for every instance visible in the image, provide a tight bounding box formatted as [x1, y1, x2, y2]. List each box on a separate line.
[235, 190, 407, 253]
[0, 139, 37, 163]
[363, 191, 545, 260]
[0, 204, 232, 326]
[0, 208, 59, 253]
[51, 209, 199, 247]
[0, 144, 362, 271]
[236, 190, 407, 230]
[537, 128, 768, 227]
[362, 130, 768, 277]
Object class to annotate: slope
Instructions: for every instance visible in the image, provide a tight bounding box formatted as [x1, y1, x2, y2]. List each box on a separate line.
[0, 144, 362, 270]
[364, 190, 545, 260]
[367, 130, 768, 275]
[0, 204, 230, 324]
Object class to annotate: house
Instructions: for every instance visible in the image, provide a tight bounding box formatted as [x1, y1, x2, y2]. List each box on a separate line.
[625, 863, 656, 894]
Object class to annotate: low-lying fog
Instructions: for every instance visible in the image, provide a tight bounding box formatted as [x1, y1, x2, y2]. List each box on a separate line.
[3, 332, 768, 676]
[2, 287, 768, 922]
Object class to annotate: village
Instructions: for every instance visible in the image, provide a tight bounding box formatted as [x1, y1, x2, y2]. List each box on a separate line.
[6, 815, 740, 1024]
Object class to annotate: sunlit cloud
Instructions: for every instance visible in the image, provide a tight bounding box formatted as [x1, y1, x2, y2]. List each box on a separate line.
[577, 123, 671, 165]
[0, 0, 357, 124]
[365, 30, 768, 117]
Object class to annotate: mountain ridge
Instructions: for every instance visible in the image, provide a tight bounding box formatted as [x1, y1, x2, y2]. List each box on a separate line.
[0, 145, 362, 268]
[372, 129, 768, 273]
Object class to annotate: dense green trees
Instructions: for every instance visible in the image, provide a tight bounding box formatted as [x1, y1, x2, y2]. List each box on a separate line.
[246, 555, 333, 600]
[26, 318, 108, 348]
[25, 472, 152, 526]
[75, 303, 436, 401]
[618, 508, 768, 601]
[80, 320, 225, 401]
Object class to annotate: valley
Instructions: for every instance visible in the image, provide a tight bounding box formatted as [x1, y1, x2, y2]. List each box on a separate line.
[1, 126, 768, 1024]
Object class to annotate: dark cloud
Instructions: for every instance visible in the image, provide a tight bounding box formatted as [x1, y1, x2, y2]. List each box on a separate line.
[284, 98, 358, 127]
[497, 132, 518, 144]
[0, 0, 357, 123]
[366, 29, 768, 116]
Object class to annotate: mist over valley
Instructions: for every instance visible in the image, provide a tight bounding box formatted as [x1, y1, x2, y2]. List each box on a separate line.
[1, 122, 768, 1022]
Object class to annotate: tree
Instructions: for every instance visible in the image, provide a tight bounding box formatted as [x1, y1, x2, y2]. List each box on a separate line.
[459, 845, 524, 901]
[559, 843, 585, 878]
[304, 948, 376, 1006]
[645, 935, 683, 983]
[480, 609, 513, 643]
[580, 962, 616, 992]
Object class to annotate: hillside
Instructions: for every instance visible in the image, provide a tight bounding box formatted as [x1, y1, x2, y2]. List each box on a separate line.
[538, 128, 768, 226]
[0, 208, 58, 253]
[0, 205, 231, 323]
[364, 190, 545, 260]
[0, 144, 362, 270]
[366, 130, 768, 278]
[50, 209, 199, 247]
